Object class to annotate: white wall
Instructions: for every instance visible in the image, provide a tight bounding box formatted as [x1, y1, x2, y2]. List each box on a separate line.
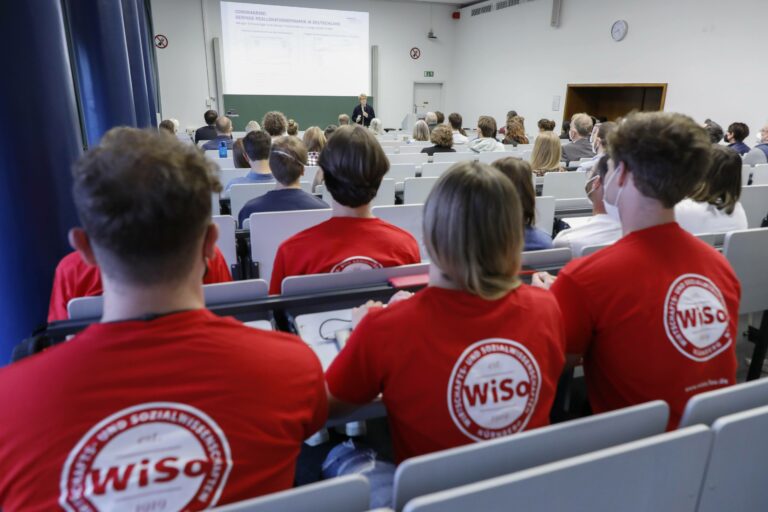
[452, 0, 767, 136]
[151, 0, 458, 130]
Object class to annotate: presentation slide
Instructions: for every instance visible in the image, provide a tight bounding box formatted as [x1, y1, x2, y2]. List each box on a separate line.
[220, 2, 370, 96]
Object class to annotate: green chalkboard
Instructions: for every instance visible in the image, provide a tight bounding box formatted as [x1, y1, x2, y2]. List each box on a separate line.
[223, 95, 374, 131]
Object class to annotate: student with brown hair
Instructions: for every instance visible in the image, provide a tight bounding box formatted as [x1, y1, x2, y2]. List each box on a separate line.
[448, 112, 467, 144]
[468, 116, 504, 152]
[1, 128, 327, 510]
[538, 119, 556, 132]
[262, 111, 288, 137]
[232, 138, 249, 168]
[325, 161, 565, 465]
[533, 112, 740, 428]
[286, 118, 299, 136]
[675, 144, 748, 234]
[269, 125, 420, 294]
[237, 136, 328, 226]
[492, 158, 553, 250]
[502, 116, 529, 146]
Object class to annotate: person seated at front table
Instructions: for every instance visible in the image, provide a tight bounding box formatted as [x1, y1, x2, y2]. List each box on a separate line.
[675, 144, 748, 235]
[201, 116, 235, 150]
[223, 130, 275, 198]
[0, 127, 327, 510]
[420, 124, 456, 156]
[491, 158, 554, 250]
[269, 125, 420, 294]
[325, 161, 566, 468]
[238, 136, 328, 227]
[553, 156, 622, 255]
[532, 112, 740, 429]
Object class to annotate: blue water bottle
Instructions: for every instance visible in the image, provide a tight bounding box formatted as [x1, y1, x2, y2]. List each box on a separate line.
[218, 141, 227, 158]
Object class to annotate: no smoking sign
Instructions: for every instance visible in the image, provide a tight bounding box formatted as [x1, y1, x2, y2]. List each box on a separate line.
[410, 47, 421, 59]
[154, 34, 169, 49]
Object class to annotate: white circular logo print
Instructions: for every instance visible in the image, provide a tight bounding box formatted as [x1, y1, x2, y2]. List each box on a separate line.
[664, 274, 731, 362]
[60, 402, 232, 512]
[330, 256, 383, 273]
[447, 339, 542, 442]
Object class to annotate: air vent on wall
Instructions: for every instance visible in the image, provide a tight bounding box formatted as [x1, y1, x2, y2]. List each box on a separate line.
[470, 4, 492, 16]
[471, 0, 534, 17]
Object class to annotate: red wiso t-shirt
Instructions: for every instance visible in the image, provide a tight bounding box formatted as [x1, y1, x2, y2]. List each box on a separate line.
[550, 223, 740, 428]
[325, 285, 566, 463]
[0, 309, 327, 511]
[48, 248, 233, 322]
[269, 217, 421, 294]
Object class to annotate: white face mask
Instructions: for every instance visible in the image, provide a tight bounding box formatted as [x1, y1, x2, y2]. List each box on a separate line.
[602, 165, 624, 224]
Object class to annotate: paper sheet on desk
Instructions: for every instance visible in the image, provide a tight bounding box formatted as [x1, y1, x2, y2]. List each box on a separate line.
[295, 309, 352, 370]
[243, 320, 273, 331]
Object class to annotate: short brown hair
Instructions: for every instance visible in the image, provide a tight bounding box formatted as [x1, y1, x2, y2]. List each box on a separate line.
[72, 128, 220, 285]
[491, 157, 536, 227]
[262, 111, 287, 136]
[690, 145, 742, 214]
[287, 119, 299, 136]
[537, 119, 555, 132]
[318, 125, 389, 207]
[303, 126, 326, 153]
[424, 161, 522, 299]
[608, 112, 711, 208]
[270, 136, 308, 186]
[477, 116, 497, 138]
[430, 124, 453, 148]
[158, 119, 175, 134]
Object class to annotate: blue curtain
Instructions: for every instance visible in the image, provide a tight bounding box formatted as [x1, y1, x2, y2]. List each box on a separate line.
[122, 0, 152, 128]
[67, 0, 137, 146]
[0, 0, 82, 361]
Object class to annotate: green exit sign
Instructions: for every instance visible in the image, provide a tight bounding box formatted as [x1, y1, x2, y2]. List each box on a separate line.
[424, 71, 434, 77]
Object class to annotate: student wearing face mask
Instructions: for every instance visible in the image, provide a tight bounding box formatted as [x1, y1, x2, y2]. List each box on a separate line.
[576, 122, 617, 173]
[553, 156, 622, 255]
[723, 122, 750, 156]
[533, 112, 740, 429]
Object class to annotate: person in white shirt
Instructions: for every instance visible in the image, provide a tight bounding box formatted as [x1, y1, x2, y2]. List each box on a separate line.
[468, 115, 505, 153]
[675, 145, 748, 234]
[449, 112, 468, 145]
[553, 156, 622, 255]
[577, 122, 617, 172]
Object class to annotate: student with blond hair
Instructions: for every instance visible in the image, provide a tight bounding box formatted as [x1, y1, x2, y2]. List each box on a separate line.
[530, 131, 566, 176]
[326, 161, 566, 466]
[411, 120, 430, 142]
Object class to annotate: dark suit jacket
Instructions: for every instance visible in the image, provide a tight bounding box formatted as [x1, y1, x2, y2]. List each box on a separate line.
[561, 138, 596, 163]
[195, 125, 217, 143]
[352, 104, 375, 127]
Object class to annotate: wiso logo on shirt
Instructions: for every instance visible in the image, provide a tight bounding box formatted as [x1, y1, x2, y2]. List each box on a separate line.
[330, 256, 383, 273]
[448, 339, 542, 442]
[59, 402, 232, 512]
[664, 273, 731, 362]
